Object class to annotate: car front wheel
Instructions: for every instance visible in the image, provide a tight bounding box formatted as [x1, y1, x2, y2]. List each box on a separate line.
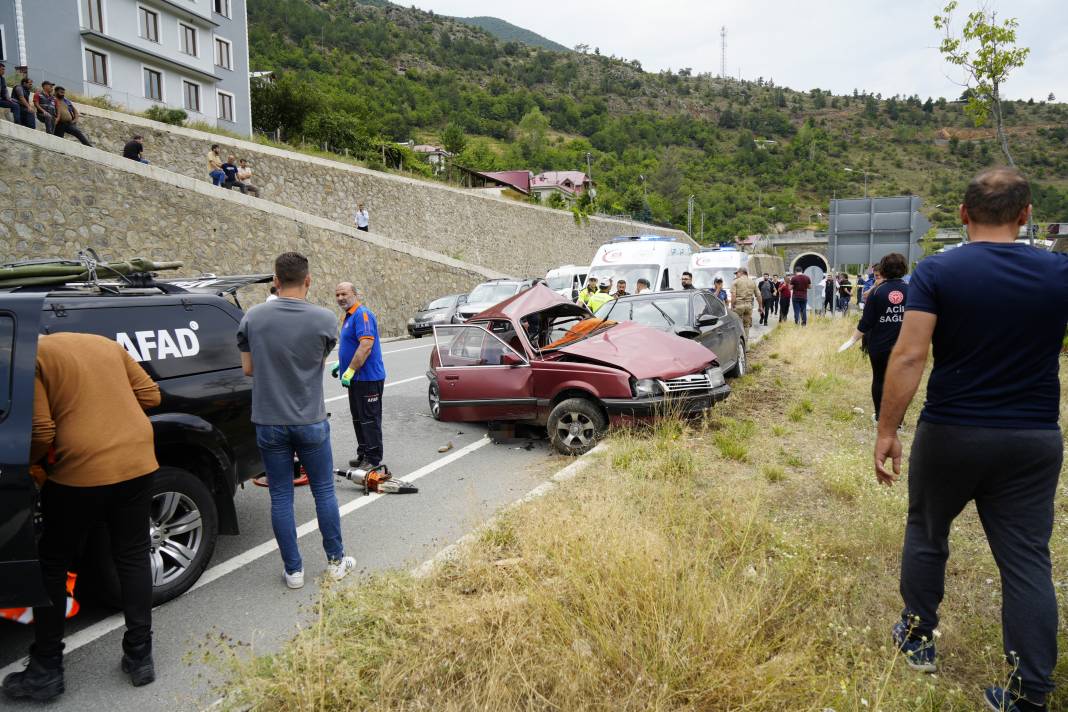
[547, 398, 606, 456]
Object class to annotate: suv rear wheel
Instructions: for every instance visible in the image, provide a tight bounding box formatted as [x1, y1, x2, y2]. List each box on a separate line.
[547, 398, 606, 456]
[84, 467, 218, 607]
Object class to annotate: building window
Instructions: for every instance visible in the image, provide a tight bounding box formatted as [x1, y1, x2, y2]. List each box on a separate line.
[217, 91, 234, 122]
[214, 37, 232, 70]
[179, 23, 197, 56]
[138, 6, 159, 42]
[84, 0, 105, 31]
[183, 81, 200, 112]
[85, 49, 108, 86]
[213, 0, 231, 18]
[143, 67, 162, 100]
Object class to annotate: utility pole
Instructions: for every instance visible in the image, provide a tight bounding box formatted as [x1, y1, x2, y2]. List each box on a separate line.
[687, 195, 695, 237]
[720, 26, 727, 79]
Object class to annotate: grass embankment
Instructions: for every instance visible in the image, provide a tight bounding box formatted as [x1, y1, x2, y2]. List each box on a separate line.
[221, 319, 1068, 711]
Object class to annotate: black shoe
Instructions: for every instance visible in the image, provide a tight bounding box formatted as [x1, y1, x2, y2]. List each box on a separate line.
[2, 657, 65, 701]
[121, 653, 156, 687]
[348, 458, 371, 470]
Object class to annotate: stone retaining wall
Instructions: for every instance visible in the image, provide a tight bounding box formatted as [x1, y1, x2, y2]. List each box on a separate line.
[0, 121, 505, 337]
[71, 104, 693, 276]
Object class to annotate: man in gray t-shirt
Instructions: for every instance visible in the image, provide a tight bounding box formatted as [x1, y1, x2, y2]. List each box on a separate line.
[236, 252, 354, 587]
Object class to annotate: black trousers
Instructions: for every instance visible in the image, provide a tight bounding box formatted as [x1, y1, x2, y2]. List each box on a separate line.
[778, 296, 790, 322]
[54, 121, 91, 146]
[348, 379, 384, 465]
[33, 474, 154, 663]
[868, 350, 890, 420]
[900, 422, 1062, 699]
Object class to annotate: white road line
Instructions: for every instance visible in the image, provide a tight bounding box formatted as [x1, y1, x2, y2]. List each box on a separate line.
[324, 375, 424, 403]
[0, 437, 491, 678]
[382, 342, 433, 355]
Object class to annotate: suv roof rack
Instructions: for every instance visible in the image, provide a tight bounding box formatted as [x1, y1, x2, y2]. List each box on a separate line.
[0, 249, 183, 290]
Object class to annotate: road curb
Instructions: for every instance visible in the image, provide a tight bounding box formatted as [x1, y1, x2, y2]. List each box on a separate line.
[410, 443, 608, 578]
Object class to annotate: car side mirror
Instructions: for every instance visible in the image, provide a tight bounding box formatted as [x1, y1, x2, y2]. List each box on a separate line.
[674, 327, 700, 339]
[696, 314, 719, 327]
[500, 352, 525, 367]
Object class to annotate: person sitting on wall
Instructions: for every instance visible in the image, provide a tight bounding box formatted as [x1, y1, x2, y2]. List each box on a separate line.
[207, 144, 226, 186]
[237, 159, 260, 197]
[52, 87, 91, 146]
[221, 154, 248, 194]
[122, 134, 148, 164]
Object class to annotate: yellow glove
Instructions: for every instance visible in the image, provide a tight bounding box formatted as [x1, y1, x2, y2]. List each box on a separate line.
[341, 368, 356, 387]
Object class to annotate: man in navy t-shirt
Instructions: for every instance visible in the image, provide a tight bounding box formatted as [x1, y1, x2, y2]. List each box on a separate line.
[333, 282, 387, 468]
[875, 168, 1068, 712]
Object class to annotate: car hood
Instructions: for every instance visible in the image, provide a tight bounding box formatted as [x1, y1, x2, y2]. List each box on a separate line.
[554, 321, 713, 380]
[414, 307, 448, 319]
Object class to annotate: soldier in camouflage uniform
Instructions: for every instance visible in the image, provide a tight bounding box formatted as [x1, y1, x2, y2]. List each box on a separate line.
[730, 267, 762, 341]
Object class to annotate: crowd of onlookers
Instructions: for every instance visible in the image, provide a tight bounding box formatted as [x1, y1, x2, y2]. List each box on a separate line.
[0, 63, 92, 146]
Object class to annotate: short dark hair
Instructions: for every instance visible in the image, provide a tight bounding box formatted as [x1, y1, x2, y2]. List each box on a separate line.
[682, 271, 692, 278]
[132, 133, 143, 140]
[794, 265, 803, 272]
[41, 81, 53, 88]
[877, 252, 908, 280]
[637, 278, 650, 287]
[714, 277, 723, 284]
[211, 143, 220, 151]
[274, 252, 309, 287]
[20, 77, 30, 85]
[54, 86, 65, 92]
[964, 167, 1031, 226]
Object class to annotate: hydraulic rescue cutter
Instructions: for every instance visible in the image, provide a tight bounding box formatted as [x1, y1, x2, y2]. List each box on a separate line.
[334, 464, 418, 495]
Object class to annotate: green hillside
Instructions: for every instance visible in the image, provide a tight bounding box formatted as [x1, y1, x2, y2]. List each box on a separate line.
[453, 16, 569, 52]
[248, 0, 1068, 242]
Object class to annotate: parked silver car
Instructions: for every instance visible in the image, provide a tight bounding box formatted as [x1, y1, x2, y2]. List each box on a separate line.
[408, 293, 467, 337]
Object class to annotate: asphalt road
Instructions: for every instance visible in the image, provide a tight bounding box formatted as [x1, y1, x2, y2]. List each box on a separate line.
[0, 321, 773, 711]
[0, 336, 562, 711]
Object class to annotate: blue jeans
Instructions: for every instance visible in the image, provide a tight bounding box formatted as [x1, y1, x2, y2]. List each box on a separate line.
[792, 296, 808, 325]
[209, 169, 226, 186]
[255, 421, 345, 574]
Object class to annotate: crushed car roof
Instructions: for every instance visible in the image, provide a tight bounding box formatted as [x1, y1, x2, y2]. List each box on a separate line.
[469, 284, 588, 321]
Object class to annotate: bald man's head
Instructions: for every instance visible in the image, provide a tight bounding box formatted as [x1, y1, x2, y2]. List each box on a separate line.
[963, 167, 1031, 227]
[335, 281, 356, 309]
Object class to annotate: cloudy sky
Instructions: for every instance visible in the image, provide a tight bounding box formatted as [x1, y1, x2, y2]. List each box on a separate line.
[410, 0, 1066, 102]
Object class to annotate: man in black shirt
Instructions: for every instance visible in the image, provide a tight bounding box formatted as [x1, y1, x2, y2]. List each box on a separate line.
[822, 272, 835, 316]
[122, 135, 147, 163]
[12, 76, 35, 129]
[876, 168, 1068, 712]
[0, 63, 20, 123]
[846, 254, 908, 420]
[221, 153, 248, 193]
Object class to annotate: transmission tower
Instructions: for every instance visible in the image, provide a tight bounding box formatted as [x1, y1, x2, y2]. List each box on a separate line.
[720, 26, 727, 79]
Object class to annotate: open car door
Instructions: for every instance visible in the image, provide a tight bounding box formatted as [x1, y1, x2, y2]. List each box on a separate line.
[432, 324, 535, 421]
[0, 293, 49, 607]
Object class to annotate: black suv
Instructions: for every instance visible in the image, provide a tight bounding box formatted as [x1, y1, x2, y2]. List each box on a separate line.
[0, 274, 268, 609]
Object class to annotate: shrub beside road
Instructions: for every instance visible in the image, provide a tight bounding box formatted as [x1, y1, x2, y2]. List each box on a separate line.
[219, 319, 1068, 711]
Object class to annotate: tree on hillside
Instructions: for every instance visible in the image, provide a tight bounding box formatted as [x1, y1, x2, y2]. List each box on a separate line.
[934, 1, 1030, 165]
[440, 123, 467, 154]
[516, 107, 550, 163]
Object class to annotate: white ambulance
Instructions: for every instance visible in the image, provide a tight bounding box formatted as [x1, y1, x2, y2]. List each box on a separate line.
[587, 235, 693, 293]
[544, 264, 588, 300]
[689, 247, 749, 293]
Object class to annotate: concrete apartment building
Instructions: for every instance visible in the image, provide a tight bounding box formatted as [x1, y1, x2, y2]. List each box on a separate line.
[0, 0, 251, 136]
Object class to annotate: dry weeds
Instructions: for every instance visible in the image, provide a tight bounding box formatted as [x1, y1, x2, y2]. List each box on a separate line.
[219, 318, 1068, 711]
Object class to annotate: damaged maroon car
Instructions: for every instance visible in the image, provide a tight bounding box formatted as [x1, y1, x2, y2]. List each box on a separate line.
[427, 285, 730, 455]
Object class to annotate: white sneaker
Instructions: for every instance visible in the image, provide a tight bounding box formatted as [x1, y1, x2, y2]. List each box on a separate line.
[328, 556, 356, 581]
[284, 569, 305, 589]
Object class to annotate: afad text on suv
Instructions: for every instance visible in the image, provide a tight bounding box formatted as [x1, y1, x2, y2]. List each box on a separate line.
[0, 274, 271, 611]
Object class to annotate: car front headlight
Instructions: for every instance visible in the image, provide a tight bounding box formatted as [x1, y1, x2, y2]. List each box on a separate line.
[633, 378, 664, 398]
[706, 366, 726, 388]
[407, 317, 416, 325]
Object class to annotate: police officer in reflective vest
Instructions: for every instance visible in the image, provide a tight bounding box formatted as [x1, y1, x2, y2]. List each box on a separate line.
[586, 277, 615, 312]
[333, 282, 386, 468]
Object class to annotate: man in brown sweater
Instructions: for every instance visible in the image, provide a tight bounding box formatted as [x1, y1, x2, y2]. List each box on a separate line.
[3, 333, 161, 702]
